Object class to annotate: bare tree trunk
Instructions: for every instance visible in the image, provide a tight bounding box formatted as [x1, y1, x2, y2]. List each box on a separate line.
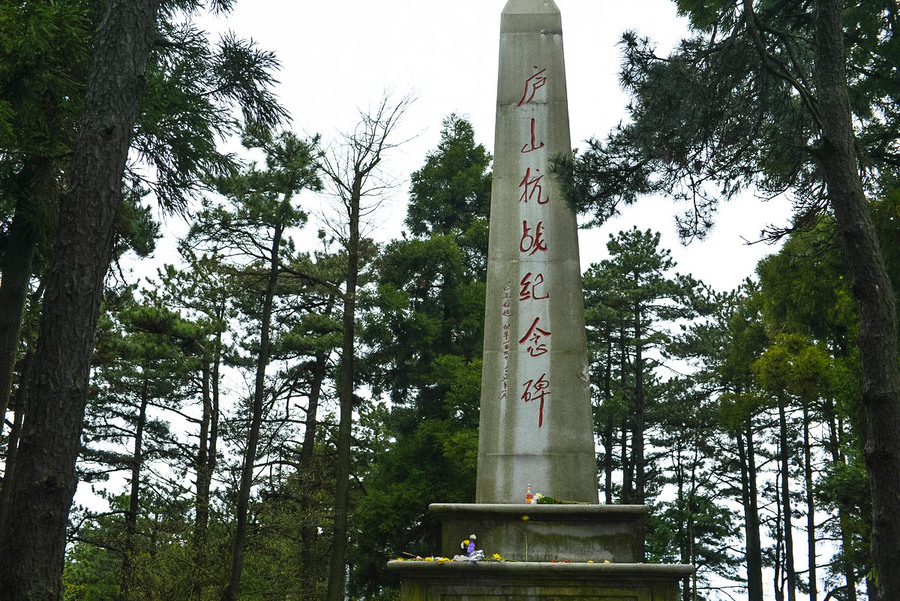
[619, 326, 633, 503]
[0, 346, 32, 532]
[323, 93, 411, 601]
[191, 339, 220, 600]
[0, 2, 159, 598]
[602, 343, 614, 505]
[300, 334, 332, 598]
[327, 180, 360, 601]
[814, 3, 900, 599]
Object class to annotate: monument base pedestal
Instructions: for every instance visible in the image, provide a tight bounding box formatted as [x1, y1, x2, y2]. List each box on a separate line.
[387, 503, 692, 601]
[387, 561, 694, 601]
[431, 503, 647, 562]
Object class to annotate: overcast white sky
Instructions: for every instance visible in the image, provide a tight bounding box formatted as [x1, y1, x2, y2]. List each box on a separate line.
[188, 0, 792, 293]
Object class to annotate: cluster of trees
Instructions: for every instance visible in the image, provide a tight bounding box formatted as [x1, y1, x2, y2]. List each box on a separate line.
[583, 221, 890, 601]
[1, 1, 898, 601]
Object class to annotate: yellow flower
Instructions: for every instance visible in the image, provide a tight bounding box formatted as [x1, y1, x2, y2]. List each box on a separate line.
[587, 560, 594, 563]
[604, 560, 611, 564]
[425, 557, 434, 562]
[521, 515, 530, 521]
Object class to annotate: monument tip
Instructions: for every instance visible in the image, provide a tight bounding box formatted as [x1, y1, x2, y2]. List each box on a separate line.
[502, 0, 560, 15]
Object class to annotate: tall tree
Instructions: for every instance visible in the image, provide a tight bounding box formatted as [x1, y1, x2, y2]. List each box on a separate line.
[351, 115, 489, 596]
[583, 228, 711, 505]
[559, 2, 900, 593]
[185, 128, 321, 601]
[0, 0, 286, 429]
[319, 94, 412, 601]
[79, 295, 195, 601]
[0, 1, 162, 597]
[153, 252, 233, 598]
[0, 0, 99, 424]
[712, 287, 769, 601]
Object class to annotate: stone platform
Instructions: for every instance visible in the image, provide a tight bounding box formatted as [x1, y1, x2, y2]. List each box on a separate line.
[387, 560, 694, 601]
[431, 503, 647, 562]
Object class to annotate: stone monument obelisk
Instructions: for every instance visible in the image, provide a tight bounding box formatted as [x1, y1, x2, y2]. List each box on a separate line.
[388, 5, 692, 596]
[476, 0, 598, 505]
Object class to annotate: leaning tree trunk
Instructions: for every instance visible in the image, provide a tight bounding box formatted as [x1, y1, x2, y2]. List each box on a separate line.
[0, 2, 159, 599]
[0, 346, 33, 532]
[0, 159, 51, 426]
[222, 223, 283, 601]
[815, 2, 900, 599]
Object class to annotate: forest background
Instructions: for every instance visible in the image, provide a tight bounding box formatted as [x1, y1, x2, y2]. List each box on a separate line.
[0, 1, 898, 601]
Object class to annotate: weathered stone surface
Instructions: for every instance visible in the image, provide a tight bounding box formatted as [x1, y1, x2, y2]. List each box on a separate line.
[432, 503, 646, 562]
[387, 561, 695, 601]
[476, 0, 597, 505]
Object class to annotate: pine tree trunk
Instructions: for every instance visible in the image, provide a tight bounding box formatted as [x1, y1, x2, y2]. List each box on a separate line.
[0, 2, 159, 598]
[737, 424, 764, 601]
[814, 2, 900, 598]
[300, 342, 330, 598]
[601, 342, 614, 504]
[803, 408, 818, 601]
[223, 223, 283, 601]
[619, 326, 633, 503]
[118, 380, 149, 601]
[0, 347, 32, 532]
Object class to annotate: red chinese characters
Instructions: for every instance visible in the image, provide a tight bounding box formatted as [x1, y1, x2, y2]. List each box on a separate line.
[519, 316, 550, 357]
[517, 66, 547, 107]
[521, 373, 550, 428]
[514, 65, 554, 428]
[521, 118, 546, 154]
[519, 220, 547, 255]
[518, 167, 546, 204]
[520, 272, 549, 301]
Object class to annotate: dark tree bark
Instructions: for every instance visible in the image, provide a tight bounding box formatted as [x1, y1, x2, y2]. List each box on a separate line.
[0, 159, 51, 425]
[633, 296, 645, 505]
[191, 339, 220, 601]
[814, 2, 900, 598]
[602, 343, 614, 505]
[619, 326, 633, 503]
[0, 1, 160, 598]
[0, 346, 33, 532]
